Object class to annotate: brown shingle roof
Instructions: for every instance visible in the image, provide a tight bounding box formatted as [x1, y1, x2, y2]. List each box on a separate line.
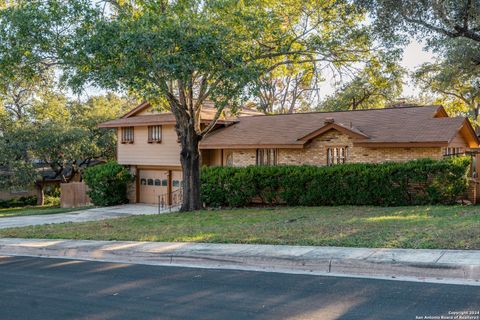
[98, 113, 178, 128]
[200, 105, 479, 149]
[99, 105, 261, 128]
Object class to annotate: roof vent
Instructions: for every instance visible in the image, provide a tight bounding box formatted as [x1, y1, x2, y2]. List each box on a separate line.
[324, 118, 335, 124]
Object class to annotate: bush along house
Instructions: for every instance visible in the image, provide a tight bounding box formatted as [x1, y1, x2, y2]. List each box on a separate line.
[98, 102, 480, 205]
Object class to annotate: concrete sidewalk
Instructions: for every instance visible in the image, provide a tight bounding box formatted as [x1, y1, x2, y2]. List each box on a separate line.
[0, 238, 478, 286]
[0, 204, 168, 229]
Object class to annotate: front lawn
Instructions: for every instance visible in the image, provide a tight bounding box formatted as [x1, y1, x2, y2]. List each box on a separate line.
[0, 205, 479, 249]
[0, 205, 92, 218]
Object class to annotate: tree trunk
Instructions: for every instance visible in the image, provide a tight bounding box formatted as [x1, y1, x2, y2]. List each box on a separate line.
[179, 122, 202, 211]
[35, 182, 45, 206]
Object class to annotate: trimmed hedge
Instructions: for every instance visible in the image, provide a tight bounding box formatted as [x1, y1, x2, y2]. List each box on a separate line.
[201, 157, 471, 207]
[83, 161, 133, 206]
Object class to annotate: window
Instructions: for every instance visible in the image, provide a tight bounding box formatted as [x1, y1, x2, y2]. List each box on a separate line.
[148, 125, 162, 143]
[121, 127, 134, 143]
[256, 149, 278, 166]
[327, 146, 348, 165]
[443, 147, 464, 157]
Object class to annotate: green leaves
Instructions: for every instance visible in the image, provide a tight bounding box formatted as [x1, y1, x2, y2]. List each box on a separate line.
[319, 53, 405, 111]
[83, 161, 133, 206]
[201, 158, 471, 207]
[0, 90, 132, 190]
[413, 60, 480, 126]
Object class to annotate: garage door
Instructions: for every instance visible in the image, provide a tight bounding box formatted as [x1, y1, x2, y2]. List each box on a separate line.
[138, 170, 169, 204]
[138, 170, 183, 205]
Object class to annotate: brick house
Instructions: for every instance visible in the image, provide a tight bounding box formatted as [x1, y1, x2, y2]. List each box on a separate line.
[99, 102, 480, 204]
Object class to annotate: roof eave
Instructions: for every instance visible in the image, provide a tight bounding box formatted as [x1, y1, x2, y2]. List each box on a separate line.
[199, 143, 305, 150]
[97, 118, 236, 128]
[353, 141, 449, 148]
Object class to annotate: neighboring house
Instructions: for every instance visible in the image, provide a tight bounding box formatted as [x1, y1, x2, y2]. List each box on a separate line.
[0, 160, 103, 202]
[99, 102, 480, 205]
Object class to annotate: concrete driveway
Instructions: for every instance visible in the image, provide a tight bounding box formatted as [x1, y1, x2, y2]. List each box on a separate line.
[0, 204, 166, 229]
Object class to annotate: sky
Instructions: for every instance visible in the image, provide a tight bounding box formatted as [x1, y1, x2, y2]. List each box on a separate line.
[400, 40, 435, 97]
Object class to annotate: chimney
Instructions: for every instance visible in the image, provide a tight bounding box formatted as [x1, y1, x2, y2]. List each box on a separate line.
[389, 99, 417, 108]
[324, 118, 334, 124]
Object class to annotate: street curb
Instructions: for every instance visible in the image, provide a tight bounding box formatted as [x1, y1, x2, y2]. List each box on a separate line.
[0, 239, 479, 286]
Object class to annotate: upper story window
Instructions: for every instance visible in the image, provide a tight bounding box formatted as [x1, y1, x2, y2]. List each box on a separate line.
[121, 127, 134, 144]
[443, 147, 464, 157]
[256, 149, 278, 166]
[327, 146, 348, 165]
[148, 125, 162, 143]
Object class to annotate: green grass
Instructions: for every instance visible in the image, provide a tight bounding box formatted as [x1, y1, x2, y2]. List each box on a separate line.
[0, 205, 92, 218]
[0, 205, 479, 249]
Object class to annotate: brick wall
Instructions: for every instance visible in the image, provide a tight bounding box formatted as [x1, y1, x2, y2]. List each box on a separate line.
[232, 149, 256, 167]
[231, 131, 443, 167]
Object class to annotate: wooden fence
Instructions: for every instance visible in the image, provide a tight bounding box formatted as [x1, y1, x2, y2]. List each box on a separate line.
[60, 182, 92, 208]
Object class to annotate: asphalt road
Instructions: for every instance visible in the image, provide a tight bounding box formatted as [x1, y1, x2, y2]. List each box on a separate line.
[0, 256, 479, 320]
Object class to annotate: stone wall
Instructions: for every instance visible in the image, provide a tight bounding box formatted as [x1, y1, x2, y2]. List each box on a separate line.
[231, 130, 443, 167]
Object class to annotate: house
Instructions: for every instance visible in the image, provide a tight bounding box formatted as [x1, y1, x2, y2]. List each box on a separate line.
[99, 102, 480, 205]
[0, 160, 103, 203]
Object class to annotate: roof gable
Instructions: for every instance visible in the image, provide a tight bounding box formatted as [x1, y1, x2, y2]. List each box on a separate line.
[298, 122, 369, 142]
[200, 105, 477, 149]
[453, 118, 480, 148]
[121, 101, 151, 118]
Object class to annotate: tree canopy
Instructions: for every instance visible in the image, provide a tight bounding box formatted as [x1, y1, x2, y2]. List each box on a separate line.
[0, 0, 388, 210]
[414, 60, 480, 126]
[319, 54, 405, 111]
[4, 0, 474, 210]
[359, 0, 480, 125]
[0, 90, 133, 204]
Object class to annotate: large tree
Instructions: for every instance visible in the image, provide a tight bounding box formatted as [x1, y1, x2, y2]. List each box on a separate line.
[319, 54, 405, 111]
[0, 92, 132, 205]
[359, 0, 480, 122]
[358, 0, 480, 46]
[253, 0, 373, 114]
[413, 60, 480, 127]
[358, 0, 480, 71]
[0, 0, 378, 210]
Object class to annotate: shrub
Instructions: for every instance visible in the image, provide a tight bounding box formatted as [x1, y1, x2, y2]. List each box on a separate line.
[83, 162, 133, 206]
[201, 157, 471, 207]
[44, 196, 60, 206]
[0, 196, 38, 208]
